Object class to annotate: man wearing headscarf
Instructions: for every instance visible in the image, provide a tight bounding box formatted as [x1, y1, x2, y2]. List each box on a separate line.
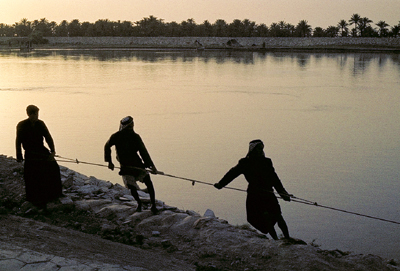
[214, 139, 291, 240]
[16, 105, 63, 209]
[104, 116, 159, 214]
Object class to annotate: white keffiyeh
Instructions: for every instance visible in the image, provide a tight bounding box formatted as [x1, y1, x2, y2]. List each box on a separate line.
[248, 140, 263, 152]
[119, 116, 133, 131]
[247, 139, 265, 157]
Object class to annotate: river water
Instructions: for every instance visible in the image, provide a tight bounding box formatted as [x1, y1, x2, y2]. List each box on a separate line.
[1, 49, 399, 259]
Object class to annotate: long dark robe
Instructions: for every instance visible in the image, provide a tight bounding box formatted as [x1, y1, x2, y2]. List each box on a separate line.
[246, 190, 281, 234]
[217, 156, 288, 234]
[16, 119, 62, 206]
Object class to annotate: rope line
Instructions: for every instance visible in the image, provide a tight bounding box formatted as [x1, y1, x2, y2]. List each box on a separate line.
[57, 155, 247, 193]
[55, 155, 400, 226]
[289, 198, 400, 225]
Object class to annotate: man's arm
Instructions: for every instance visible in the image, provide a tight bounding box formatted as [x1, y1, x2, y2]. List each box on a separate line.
[104, 136, 115, 170]
[136, 135, 156, 171]
[15, 123, 23, 162]
[214, 161, 243, 189]
[269, 160, 291, 201]
[42, 122, 56, 155]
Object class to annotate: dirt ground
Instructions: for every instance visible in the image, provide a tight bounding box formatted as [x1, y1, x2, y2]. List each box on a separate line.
[0, 214, 195, 270]
[0, 155, 198, 270]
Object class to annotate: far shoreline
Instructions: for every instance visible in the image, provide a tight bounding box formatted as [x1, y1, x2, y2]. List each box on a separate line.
[1, 36, 400, 53]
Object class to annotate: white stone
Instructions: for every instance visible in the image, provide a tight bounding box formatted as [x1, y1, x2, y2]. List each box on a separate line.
[77, 185, 101, 195]
[84, 199, 113, 212]
[124, 211, 153, 226]
[137, 191, 149, 198]
[96, 204, 135, 220]
[204, 209, 216, 218]
[122, 195, 134, 201]
[62, 176, 74, 188]
[59, 197, 73, 205]
[86, 176, 113, 189]
[101, 223, 117, 231]
[74, 200, 90, 211]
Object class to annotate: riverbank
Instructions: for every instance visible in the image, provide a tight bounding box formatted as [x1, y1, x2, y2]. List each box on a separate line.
[0, 154, 399, 270]
[1, 37, 400, 52]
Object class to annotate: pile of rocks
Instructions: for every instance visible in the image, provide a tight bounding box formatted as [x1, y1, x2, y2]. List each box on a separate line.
[0, 154, 398, 270]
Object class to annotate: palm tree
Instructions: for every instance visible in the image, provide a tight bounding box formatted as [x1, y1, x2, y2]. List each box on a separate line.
[228, 19, 243, 37]
[165, 21, 180, 36]
[295, 20, 312, 37]
[213, 19, 228, 37]
[390, 25, 400, 38]
[0, 23, 14, 37]
[358, 17, 373, 37]
[68, 19, 82, 36]
[135, 16, 164, 36]
[180, 18, 196, 36]
[30, 18, 53, 36]
[14, 18, 32, 36]
[326, 26, 339, 37]
[269, 22, 280, 37]
[337, 19, 349, 37]
[349, 14, 361, 36]
[278, 21, 289, 37]
[313, 27, 325, 37]
[117, 21, 134, 37]
[80, 21, 93, 36]
[198, 20, 213, 37]
[286, 23, 295, 37]
[48, 21, 57, 36]
[256, 23, 269, 37]
[55, 20, 68, 36]
[376, 20, 389, 37]
[242, 19, 256, 37]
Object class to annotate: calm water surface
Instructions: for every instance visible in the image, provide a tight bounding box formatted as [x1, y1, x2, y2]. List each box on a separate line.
[1, 49, 399, 259]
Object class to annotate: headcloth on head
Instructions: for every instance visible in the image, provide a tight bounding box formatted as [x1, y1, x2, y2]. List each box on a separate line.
[119, 116, 134, 131]
[247, 139, 265, 157]
[249, 139, 263, 152]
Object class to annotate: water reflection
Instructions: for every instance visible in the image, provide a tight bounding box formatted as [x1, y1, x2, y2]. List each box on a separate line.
[352, 54, 372, 75]
[2, 50, 400, 72]
[336, 54, 348, 70]
[390, 54, 400, 68]
[296, 54, 310, 68]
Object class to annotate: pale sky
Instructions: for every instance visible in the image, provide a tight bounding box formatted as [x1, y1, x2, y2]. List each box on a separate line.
[1, 0, 399, 29]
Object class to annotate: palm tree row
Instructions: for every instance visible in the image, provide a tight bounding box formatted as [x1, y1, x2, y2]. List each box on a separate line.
[1, 15, 399, 40]
[346, 14, 399, 37]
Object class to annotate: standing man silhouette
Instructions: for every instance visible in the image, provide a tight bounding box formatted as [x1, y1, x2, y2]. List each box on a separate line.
[16, 105, 63, 209]
[105, 116, 159, 214]
[214, 139, 292, 240]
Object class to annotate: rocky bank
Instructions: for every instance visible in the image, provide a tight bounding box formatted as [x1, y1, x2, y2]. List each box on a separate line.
[0, 154, 399, 270]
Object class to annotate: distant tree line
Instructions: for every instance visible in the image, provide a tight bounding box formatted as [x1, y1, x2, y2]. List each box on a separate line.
[1, 14, 399, 42]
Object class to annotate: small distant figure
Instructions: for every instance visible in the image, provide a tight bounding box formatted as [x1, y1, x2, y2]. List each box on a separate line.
[214, 139, 291, 240]
[15, 105, 63, 209]
[104, 116, 159, 214]
[194, 40, 205, 50]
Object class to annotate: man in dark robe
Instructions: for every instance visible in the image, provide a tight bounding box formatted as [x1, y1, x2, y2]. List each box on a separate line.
[104, 116, 159, 214]
[16, 105, 63, 209]
[214, 139, 291, 240]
